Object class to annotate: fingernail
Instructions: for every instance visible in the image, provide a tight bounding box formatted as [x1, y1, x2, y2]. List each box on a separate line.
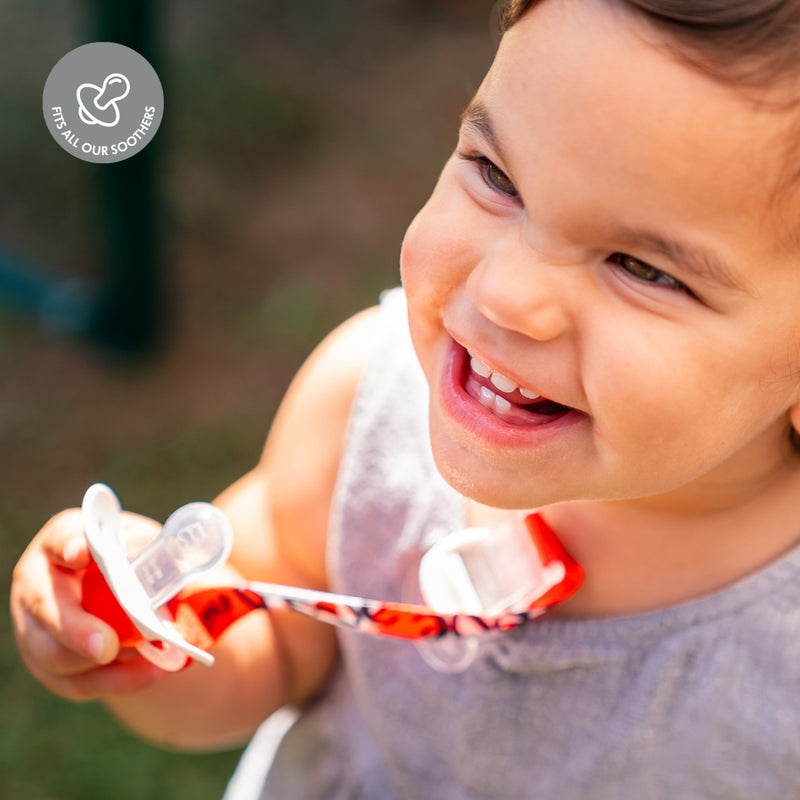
[87, 632, 108, 663]
[63, 538, 84, 563]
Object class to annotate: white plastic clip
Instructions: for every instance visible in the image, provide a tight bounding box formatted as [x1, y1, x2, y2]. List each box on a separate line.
[418, 522, 566, 615]
[81, 483, 233, 670]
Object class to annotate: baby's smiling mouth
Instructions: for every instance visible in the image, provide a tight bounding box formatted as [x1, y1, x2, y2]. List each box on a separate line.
[464, 349, 573, 424]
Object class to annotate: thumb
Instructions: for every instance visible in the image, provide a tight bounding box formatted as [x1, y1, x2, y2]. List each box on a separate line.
[43, 509, 93, 570]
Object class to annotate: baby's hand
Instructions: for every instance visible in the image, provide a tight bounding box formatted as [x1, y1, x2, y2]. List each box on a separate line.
[10, 509, 164, 701]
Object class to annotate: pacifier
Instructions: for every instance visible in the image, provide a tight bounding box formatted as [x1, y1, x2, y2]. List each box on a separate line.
[80, 483, 232, 671]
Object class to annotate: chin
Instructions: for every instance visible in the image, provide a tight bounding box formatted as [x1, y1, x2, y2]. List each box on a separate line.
[428, 431, 568, 510]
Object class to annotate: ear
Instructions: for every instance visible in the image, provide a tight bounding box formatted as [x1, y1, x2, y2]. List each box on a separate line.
[790, 401, 800, 437]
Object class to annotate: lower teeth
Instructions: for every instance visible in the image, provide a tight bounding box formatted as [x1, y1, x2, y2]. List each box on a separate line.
[478, 386, 571, 420]
[479, 386, 511, 415]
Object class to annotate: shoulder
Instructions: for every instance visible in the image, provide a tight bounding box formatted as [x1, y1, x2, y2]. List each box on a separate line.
[265, 304, 382, 474]
[262, 305, 383, 585]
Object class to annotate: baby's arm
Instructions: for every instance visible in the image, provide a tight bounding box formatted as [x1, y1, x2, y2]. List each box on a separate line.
[10, 306, 379, 751]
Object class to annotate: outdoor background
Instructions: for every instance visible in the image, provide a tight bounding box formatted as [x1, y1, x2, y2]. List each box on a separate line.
[0, 1, 495, 798]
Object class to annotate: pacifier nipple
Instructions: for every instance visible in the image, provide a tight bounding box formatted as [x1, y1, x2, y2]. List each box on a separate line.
[132, 502, 232, 608]
[418, 521, 566, 615]
[94, 73, 130, 110]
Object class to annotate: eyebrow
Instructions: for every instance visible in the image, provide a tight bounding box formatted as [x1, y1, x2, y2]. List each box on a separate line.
[613, 228, 750, 293]
[460, 98, 509, 165]
[460, 99, 749, 294]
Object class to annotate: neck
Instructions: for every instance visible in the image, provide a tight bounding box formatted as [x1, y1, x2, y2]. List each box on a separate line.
[535, 462, 800, 617]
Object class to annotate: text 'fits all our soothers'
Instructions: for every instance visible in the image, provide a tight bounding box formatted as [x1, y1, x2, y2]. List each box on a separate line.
[79, 484, 585, 671]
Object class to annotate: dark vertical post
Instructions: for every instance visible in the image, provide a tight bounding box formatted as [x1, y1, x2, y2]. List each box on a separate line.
[88, 0, 164, 354]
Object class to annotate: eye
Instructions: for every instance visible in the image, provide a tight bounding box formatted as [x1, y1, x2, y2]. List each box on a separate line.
[484, 160, 517, 197]
[458, 152, 519, 199]
[609, 252, 690, 294]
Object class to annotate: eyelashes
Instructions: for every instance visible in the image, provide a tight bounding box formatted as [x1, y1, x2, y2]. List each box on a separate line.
[607, 253, 691, 294]
[457, 152, 519, 198]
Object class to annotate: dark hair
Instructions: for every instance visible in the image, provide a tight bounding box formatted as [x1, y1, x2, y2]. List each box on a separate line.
[500, 0, 800, 90]
[500, 0, 800, 457]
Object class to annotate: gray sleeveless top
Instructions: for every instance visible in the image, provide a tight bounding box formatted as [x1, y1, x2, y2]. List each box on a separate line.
[225, 288, 800, 800]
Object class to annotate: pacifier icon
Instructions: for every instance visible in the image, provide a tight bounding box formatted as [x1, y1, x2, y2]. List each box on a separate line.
[77, 72, 130, 127]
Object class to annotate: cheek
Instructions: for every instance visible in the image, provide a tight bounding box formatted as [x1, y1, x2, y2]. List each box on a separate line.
[588, 334, 784, 482]
[400, 179, 480, 299]
[399, 209, 429, 292]
[400, 208, 449, 380]
[583, 325, 715, 457]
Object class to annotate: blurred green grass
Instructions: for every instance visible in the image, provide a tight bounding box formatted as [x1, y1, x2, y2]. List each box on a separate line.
[0, 1, 492, 797]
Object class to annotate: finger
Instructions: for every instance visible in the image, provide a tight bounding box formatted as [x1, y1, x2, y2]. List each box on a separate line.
[12, 555, 121, 669]
[66, 657, 168, 701]
[41, 508, 162, 568]
[16, 613, 104, 679]
[118, 511, 162, 556]
[14, 592, 121, 673]
[40, 509, 92, 570]
[29, 650, 166, 703]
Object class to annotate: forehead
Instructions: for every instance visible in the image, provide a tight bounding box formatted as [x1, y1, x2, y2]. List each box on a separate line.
[477, 0, 800, 264]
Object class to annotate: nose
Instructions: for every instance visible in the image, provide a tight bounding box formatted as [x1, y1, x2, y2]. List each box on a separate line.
[465, 246, 571, 342]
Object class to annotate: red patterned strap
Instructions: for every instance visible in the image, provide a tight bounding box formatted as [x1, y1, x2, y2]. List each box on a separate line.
[82, 513, 584, 656]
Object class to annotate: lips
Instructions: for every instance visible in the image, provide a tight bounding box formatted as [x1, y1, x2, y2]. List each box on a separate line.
[433, 337, 588, 457]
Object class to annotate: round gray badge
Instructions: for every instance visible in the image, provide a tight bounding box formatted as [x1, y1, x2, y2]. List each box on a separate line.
[42, 42, 163, 164]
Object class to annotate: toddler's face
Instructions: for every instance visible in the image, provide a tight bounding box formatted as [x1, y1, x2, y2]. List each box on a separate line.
[400, 0, 800, 510]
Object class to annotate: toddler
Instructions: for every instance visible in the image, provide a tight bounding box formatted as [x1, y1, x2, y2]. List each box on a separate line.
[11, 0, 800, 797]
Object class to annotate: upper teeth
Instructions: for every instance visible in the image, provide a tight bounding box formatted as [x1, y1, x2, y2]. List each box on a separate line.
[469, 354, 540, 400]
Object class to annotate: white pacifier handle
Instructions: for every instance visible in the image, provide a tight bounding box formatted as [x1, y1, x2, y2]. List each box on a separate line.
[81, 483, 233, 670]
[418, 522, 566, 615]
